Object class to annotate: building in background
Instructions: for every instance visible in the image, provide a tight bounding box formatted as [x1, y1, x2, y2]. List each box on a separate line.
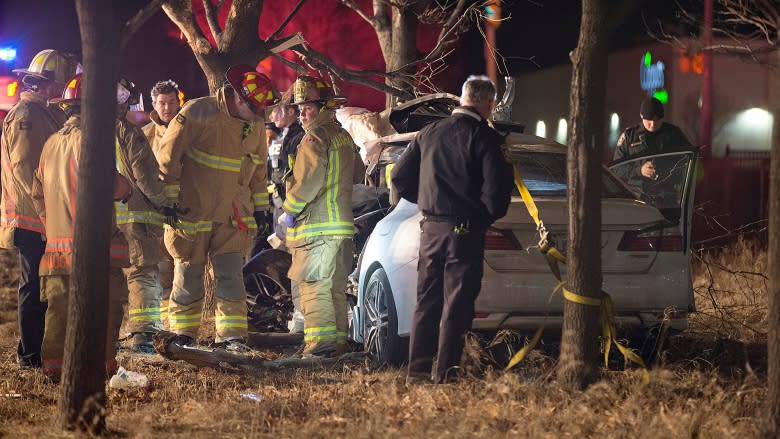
[511, 40, 773, 242]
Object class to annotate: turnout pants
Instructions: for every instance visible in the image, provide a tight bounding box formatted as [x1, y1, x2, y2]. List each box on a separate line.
[122, 223, 164, 334]
[288, 236, 353, 355]
[165, 222, 251, 342]
[14, 229, 46, 367]
[40, 270, 127, 380]
[408, 220, 485, 384]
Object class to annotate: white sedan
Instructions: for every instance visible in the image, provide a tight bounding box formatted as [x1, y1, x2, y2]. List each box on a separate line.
[350, 133, 697, 365]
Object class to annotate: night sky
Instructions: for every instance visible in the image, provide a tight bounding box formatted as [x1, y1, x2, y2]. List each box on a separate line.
[0, 0, 695, 110]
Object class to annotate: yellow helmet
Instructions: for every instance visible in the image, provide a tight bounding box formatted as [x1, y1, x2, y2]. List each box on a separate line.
[291, 75, 346, 109]
[12, 49, 81, 86]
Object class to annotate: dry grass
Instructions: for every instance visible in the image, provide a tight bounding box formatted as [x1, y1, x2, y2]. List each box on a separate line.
[0, 241, 771, 438]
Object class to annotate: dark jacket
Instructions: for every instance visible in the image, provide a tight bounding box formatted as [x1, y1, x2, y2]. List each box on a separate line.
[613, 122, 692, 162]
[391, 106, 513, 228]
[271, 121, 304, 185]
[612, 122, 695, 188]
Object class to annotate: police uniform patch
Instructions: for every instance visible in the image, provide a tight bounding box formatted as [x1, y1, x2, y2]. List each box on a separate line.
[616, 132, 625, 146]
[175, 114, 186, 124]
[18, 121, 31, 130]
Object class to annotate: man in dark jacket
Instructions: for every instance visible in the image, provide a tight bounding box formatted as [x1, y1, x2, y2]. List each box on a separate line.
[391, 75, 514, 384]
[612, 97, 693, 186]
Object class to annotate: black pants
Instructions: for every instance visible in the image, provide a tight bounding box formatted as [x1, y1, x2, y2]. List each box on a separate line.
[408, 219, 485, 383]
[14, 228, 46, 367]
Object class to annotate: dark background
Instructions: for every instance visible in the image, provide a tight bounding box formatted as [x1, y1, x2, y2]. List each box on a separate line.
[0, 0, 698, 110]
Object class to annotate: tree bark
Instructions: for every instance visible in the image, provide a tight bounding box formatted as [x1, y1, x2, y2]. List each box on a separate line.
[558, 0, 608, 390]
[766, 36, 780, 439]
[58, 0, 120, 433]
[385, 7, 417, 107]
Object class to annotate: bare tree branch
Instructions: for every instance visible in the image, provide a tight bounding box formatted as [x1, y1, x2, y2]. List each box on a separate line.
[338, 0, 377, 27]
[291, 43, 415, 100]
[121, 0, 165, 51]
[271, 52, 308, 75]
[266, 0, 309, 42]
[162, 0, 214, 55]
[202, 0, 223, 47]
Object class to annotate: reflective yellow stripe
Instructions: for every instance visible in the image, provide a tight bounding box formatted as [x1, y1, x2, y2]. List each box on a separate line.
[216, 315, 247, 330]
[169, 311, 201, 329]
[168, 219, 213, 235]
[249, 153, 263, 165]
[115, 138, 123, 173]
[286, 221, 354, 240]
[282, 193, 306, 214]
[129, 307, 162, 315]
[115, 203, 165, 225]
[186, 146, 242, 172]
[230, 216, 257, 230]
[304, 325, 337, 340]
[164, 184, 180, 200]
[253, 192, 269, 207]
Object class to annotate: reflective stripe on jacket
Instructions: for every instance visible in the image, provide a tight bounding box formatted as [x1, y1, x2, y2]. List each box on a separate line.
[156, 87, 267, 234]
[31, 115, 129, 275]
[0, 91, 66, 243]
[283, 110, 365, 244]
[115, 117, 166, 227]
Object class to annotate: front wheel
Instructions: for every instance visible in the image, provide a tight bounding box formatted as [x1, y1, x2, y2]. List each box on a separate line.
[362, 267, 406, 366]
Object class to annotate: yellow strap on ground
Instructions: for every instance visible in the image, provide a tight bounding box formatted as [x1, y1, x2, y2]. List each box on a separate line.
[505, 281, 566, 370]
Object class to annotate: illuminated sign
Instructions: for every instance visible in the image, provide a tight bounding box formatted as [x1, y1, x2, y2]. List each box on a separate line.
[640, 51, 665, 93]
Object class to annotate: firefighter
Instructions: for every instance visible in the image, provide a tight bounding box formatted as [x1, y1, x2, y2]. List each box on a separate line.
[31, 73, 132, 380]
[0, 49, 80, 369]
[391, 75, 513, 384]
[115, 77, 168, 353]
[141, 79, 181, 320]
[279, 75, 365, 357]
[157, 64, 276, 351]
[142, 79, 181, 157]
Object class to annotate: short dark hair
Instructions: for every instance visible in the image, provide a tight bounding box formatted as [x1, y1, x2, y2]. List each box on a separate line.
[150, 80, 180, 101]
[284, 104, 300, 116]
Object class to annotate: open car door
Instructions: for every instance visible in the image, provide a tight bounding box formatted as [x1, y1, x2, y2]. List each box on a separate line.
[609, 151, 698, 252]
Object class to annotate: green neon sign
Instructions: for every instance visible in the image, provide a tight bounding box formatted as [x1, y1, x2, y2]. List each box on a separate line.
[653, 89, 669, 104]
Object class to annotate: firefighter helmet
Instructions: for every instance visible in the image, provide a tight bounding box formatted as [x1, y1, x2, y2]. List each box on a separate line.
[48, 73, 83, 107]
[225, 64, 278, 111]
[12, 49, 80, 86]
[291, 75, 346, 109]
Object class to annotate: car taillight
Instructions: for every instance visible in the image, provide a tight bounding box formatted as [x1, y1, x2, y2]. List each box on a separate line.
[484, 227, 522, 250]
[7, 81, 17, 97]
[618, 222, 683, 252]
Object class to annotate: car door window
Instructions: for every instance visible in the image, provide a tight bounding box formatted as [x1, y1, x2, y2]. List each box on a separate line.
[609, 151, 696, 223]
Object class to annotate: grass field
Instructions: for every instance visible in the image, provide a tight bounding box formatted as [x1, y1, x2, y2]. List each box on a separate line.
[0, 238, 771, 438]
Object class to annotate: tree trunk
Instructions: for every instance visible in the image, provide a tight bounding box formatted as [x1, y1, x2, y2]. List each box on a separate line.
[766, 38, 780, 439]
[58, 0, 119, 432]
[558, 0, 608, 390]
[385, 8, 417, 107]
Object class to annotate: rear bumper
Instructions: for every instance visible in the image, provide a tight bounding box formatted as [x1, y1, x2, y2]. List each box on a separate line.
[471, 311, 688, 332]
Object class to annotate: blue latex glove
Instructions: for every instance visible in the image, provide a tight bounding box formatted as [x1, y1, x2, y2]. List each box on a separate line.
[278, 212, 296, 228]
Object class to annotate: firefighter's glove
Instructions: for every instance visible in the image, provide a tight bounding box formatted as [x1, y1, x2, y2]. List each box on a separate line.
[254, 210, 273, 235]
[163, 204, 179, 228]
[278, 212, 296, 228]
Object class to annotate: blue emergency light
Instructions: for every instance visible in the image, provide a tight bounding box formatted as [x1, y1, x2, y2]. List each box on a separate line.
[0, 47, 17, 62]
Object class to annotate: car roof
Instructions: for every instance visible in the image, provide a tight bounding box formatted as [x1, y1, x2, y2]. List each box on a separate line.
[506, 133, 566, 154]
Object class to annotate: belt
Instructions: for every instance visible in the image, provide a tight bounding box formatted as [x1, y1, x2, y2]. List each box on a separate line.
[422, 214, 468, 224]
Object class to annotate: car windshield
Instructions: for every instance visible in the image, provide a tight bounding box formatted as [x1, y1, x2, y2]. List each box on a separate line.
[511, 151, 633, 198]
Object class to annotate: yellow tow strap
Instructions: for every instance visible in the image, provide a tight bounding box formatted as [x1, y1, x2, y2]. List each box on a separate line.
[505, 165, 649, 384]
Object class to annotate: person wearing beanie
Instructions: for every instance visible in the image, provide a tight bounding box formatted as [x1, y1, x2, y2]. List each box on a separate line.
[612, 97, 694, 180]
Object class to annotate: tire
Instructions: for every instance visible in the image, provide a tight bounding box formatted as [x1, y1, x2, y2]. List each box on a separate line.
[243, 249, 294, 333]
[361, 267, 406, 366]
